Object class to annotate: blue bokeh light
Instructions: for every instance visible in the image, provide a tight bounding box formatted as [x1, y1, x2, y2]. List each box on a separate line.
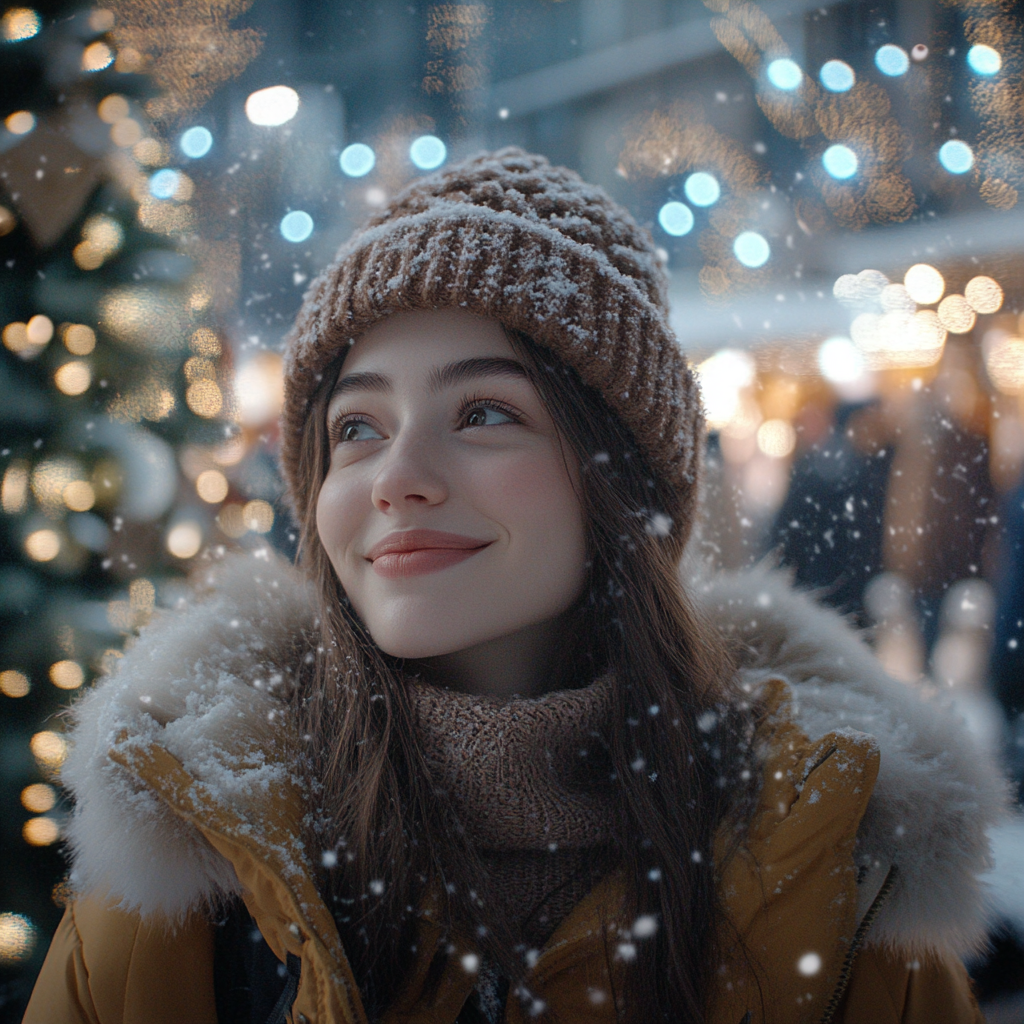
[179, 126, 213, 159]
[280, 210, 314, 243]
[340, 143, 376, 177]
[939, 139, 974, 174]
[410, 135, 447, 170]
[684, 172, 721, 207]
[657, 202, 694, 237]
[733, 231, 770, 268]
[149, 169, 181, 200]
[967, 44, 1001, 76]
[819, 60, 855, 92]
[822, 144, 859, 180]
[874, 44, 909, 77]
[766, 58, 802, 90]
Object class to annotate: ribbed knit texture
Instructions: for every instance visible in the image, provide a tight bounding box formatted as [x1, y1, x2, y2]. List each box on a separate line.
[412, 676, 617, 947]
[281, 148, 703, 552]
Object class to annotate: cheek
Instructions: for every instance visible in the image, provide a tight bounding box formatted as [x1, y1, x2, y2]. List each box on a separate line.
[315, 465, 368, 572]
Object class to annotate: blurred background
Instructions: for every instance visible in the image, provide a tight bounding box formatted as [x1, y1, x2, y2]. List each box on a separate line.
[2, 0, 1024, 1018]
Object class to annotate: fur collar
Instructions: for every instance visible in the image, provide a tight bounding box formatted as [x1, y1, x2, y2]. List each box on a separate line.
[63, 550, 1006, 958]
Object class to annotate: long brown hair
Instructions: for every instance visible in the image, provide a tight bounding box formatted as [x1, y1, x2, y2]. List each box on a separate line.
[293, 323, 757, 1023]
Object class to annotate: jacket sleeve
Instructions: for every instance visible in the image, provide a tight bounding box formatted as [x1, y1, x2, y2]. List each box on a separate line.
[23, 894, 219, 1024]
[839, 944, 985, 1024]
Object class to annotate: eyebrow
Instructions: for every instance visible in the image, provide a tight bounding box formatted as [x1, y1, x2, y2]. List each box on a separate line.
[330, 357, 529, 400]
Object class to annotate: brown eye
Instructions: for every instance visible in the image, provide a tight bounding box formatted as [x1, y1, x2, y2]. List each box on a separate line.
[466, 409, 487, 427]
[343, 423, 362, 441]
[462, 405, 514, 428]
[337, 420, 382, 442]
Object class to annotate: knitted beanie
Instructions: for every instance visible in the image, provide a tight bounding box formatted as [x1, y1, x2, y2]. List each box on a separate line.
[281, 147, 703, 547]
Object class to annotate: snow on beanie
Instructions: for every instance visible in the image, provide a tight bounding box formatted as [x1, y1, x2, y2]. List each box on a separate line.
[281, 146, 703, 547]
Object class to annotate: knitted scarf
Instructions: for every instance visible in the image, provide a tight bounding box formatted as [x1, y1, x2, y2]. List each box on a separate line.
[412, 675, 618, 948]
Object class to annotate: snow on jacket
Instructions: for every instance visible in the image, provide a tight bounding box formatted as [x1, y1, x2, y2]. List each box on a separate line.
[25, 551, 1003, 1024]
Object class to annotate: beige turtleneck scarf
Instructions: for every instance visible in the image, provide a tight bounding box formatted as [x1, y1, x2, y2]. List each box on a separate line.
[412, 676, 619, 947]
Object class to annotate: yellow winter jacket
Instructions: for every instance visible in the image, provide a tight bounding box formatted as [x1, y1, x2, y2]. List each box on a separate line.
[26, 679, 983, 1024]
[24, 555, 997, 1024]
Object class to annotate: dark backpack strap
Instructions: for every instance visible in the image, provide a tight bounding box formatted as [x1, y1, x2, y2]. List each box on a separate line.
[213, 899, 301, 1024]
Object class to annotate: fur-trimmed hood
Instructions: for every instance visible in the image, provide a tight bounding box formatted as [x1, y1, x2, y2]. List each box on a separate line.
[62, 550, 1007, 961]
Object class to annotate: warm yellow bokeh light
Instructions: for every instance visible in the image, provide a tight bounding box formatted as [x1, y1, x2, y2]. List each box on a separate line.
[0, 670, 30, 698]
[985, 335, 1024, 395]
[0, 205, 15, 236]
[89, 9, 114, 32]
[184, 356, 216, 382]
[20, 784, 56, 813]
[62, 480, 95, 512]
[23, 817, 59, 846]
[2, 461, 29, 513]
[2, 322, 29, 354]
[49, 660, 84, 690]
[756, 419, 796, 458]
[5, 110, 35, 135]
[132, 138, 167, 166]
[217, 503, 247, 538]
[190, 327, 222, 357]
[97, 93, 129, 124]
[25, 529, 60, 562]
[166, 522, 202, 559]
[903, 264, 944, 305]
[26, 314, 53, 346]
[110, 117, 142, 147]
[196, 469, 229, 503]
[30, 731, 68, 768]
[964, 276, 1003, 315]
[186, 379, 223, 418]
[81, 40, 114, 71]
[1, 8, 41, 42]
[64, 324, 96, 355]
[243, 499, 275, 534]
[937, 295, 976, 334]
[0, 913, 37, 967]
[55, 360, 91, 396]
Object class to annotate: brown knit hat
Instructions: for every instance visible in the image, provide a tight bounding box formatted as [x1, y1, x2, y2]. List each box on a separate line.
[281, 147, 703, 547]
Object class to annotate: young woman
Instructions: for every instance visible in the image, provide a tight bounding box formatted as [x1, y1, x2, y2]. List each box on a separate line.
[27, 149, 1000, 1024]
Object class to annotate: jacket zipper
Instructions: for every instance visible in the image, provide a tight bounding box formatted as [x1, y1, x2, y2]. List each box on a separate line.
[816, 864, 898, 1024]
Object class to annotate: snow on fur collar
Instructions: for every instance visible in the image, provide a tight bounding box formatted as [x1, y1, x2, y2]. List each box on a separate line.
[63, 549, 1006, 959]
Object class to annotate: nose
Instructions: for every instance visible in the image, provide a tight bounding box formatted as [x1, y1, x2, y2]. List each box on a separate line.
[370, 433, 448, 512]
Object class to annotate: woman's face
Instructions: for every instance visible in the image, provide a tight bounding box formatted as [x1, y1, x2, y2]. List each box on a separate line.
[316, 308, 588, 660]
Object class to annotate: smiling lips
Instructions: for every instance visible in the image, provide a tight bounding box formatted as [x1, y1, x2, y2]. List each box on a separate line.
[367, 529, 491, 579]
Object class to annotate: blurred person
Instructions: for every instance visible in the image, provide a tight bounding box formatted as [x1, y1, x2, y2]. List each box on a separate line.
[25, 151, 1001, 1024]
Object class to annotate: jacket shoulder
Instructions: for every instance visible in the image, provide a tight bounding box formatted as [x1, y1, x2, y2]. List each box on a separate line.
[25, 894, 218, 1024]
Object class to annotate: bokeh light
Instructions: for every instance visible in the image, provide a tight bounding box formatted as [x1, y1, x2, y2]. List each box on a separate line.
[822, 144, 858, 179]
[1, 461, 28, 513]
[0, 914, 37, 967]
[986, 334, 1024, 395]
[340, 143, 375, 177]
[167, 521, 203, 559]
[30, 730, 67, 769]
[49, 660, 84, 690]
[757, 419, 796, 458]
[245, 85, 299, 126]
[97, 94, 129, 123]
[875, 44, 909, 76]
[186, 379, 223, 417]
[819, 60, 855, 92]
[149, 168, 181, 199]
[410, 135, 447, 170]
[5, 110, 35, 135]
[903, 264, 944, 305]
[696, 349, 756, 429]
[967, 44, 1001, 76]
[243, 499, 275, 533]
[196, 469, 229, 503]
[684, 172, 720, 207]
[64, 324, 96, 355]
[766, 58, 802, 90]
[62, 480, 95, 511]
[25, 529, 60, 562]
[234, 352, 285, 426]
[733, 231, 770, 268]
[657, 201, 694, 237]
[81, 41, 114, 72]
[20, 784, 55, 813]
[179, 126, 213, 158]
[937, 294, 976, 334]
[280, 210, 313, 242]
[23, 817, 59, 846]
[1, 7, 40, 41]
[939, 139, 974, 174]
[818, 336, 865, 383]
[0, 205, 15, 236]
[0, 670, 30, 698]
[964, 275, 1003, 314]
[54, 360, 91, 396]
